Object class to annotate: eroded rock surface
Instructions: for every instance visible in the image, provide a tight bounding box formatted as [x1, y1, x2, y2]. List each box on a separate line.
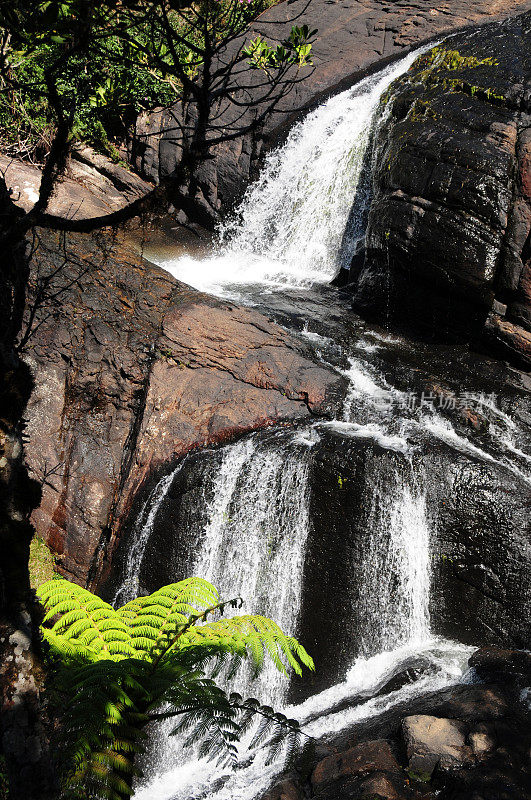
[0, 148, 152, 220]
[21, 230, 344, 585]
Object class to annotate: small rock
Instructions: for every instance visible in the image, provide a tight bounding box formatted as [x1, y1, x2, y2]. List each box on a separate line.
[492, 299, 508, 316]
[402, 715, 473, 778]
[312, 740, 400, 788]
[469, 730, 495, 759]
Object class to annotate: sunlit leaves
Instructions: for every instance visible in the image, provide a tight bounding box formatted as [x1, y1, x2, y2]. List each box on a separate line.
[38, 577, 313, 798]
[244, 24, 317, 70]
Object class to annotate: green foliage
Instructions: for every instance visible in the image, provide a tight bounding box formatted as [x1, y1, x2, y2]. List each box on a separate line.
[0, 2, 176, 159]
[38, 577, 313, 800]
[0, 0, 313, 161]
[244, 25, 317, 70]
[28, 536, 56, 588]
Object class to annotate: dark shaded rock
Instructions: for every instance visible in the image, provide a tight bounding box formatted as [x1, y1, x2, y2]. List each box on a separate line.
[290, 420, 530, 702]
[426, 448, 531, 651]
[261, 779, 302, 800]
[312, 740, 400, 789]
[351, 12, 531, 369]
[359, 772, 403, 799]
[21, 230, 345, 586]
[469, 646, 531, 679]
[402, 715, 474, 777]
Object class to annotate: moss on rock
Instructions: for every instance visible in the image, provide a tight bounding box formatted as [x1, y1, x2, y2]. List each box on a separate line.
[29, 536, 55, 589]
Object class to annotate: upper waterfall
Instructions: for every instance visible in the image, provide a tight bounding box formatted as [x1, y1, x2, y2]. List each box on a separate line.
[153, 48, 428, 295]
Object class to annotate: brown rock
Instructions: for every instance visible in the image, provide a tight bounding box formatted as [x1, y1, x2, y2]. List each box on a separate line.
[22, 229, 345, 585]
[312, 740, 400, 789]
[261, 779, 302, 800]
[469, 729, 496, 759]
[483, 313, 531, 370]
[359, 772, 401, 799]
[402, 715, 474, 778]
[0, 150, 152, 220]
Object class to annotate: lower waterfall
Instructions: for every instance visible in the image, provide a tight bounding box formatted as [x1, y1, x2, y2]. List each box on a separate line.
[129, 416, 473, 800]
[357, 466, 431, 657]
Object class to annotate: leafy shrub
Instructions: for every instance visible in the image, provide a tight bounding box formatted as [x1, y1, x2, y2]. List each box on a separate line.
[0, 0, 283, 161]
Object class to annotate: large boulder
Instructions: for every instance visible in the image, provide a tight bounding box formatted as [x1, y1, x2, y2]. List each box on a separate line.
[0, 148, 152, 220]
[21, 230, 345, 586]
[128, 0, 531, 218]
[351, 12, 531, 369]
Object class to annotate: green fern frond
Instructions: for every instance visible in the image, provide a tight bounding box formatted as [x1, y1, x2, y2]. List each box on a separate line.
[40, 576, 313, 800]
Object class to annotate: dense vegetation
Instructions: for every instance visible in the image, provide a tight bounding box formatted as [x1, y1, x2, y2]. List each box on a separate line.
[0, 0, 300, 162]
[38, 576, 314, 800]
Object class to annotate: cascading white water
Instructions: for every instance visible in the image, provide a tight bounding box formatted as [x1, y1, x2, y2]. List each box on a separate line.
[153, 48, 430, 295]
[127, 42, 496, 800]
[191, 435, 312, 704]
[134, 434, 312, 800]
[114, 466, 184, 606]
[357, 465, 431, 656]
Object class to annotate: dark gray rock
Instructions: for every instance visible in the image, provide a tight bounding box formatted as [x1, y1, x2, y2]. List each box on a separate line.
[350, 12, 531, 369]
[469, 646, 531, 678]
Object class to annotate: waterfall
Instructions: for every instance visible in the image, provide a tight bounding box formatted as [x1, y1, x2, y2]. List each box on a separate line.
[191, 435, 312, 704]
[113, 466, 183, 606]
[154, 48, 431, 295]
[127, 41, 490, 800]
[358, 465, 431, 656]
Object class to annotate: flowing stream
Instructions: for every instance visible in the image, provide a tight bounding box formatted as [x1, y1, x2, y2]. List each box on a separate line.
[118, 42, 531, 800]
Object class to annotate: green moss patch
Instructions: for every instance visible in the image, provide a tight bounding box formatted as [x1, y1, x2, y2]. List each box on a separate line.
[29, 536, 56, 589]
[419, 46, 497, 72]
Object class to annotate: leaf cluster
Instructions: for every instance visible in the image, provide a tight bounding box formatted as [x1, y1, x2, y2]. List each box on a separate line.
[38, 577, 314, 800]
[0, 0, 307, 160]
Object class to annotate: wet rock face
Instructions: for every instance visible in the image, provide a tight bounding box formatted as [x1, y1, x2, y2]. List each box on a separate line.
[352, 12, 531, 368]
[22, 230, 345, 586]
[128, 0, 531, 219]
[289, 421, 530, 701]
[427, 446, 531, 651]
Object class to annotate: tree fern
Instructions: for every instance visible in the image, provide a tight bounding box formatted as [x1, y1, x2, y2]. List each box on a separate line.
[38, 577, 313, 800]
